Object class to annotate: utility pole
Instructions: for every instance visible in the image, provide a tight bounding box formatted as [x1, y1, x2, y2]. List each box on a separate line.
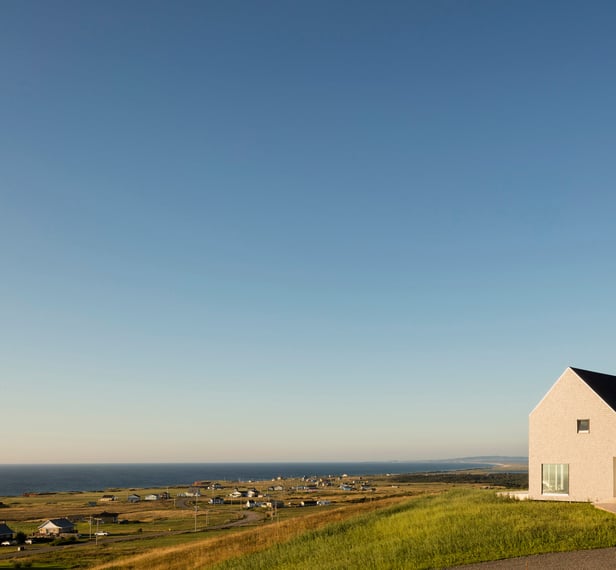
[194, 494, 198, 532]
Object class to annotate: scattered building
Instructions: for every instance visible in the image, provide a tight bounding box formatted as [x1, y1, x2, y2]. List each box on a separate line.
[37, 518, 77, 537]
[0, 523, 14, 541]
[96, 512, 119, 524]
[127, 494, 141, 503]
[99, 495, 118, 502]
[264, 500, 284, 509]
[300, 500, 317, 507]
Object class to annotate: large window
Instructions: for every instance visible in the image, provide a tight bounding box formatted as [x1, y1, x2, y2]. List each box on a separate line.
[542, 463, 569, 494]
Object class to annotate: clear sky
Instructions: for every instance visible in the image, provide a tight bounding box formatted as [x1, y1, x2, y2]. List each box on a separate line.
[2, 1, 616, 463]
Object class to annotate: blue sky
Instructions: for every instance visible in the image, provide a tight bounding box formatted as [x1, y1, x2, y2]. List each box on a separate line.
[2, 1, 616, 463]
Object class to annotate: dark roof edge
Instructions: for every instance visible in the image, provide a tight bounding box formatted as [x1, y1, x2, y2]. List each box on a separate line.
[571, 366, 616, 412]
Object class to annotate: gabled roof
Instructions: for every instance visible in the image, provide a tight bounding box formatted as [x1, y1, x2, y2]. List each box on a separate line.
[571, 367, 616, 411]
[38, 518, 75, 529]
[0, 523, 14, 535]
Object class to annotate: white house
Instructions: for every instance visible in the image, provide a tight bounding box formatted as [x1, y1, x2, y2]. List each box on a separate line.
[37, 518, 77, 536]
[529, 366, 616, 502]
[99, 494, 118, 502]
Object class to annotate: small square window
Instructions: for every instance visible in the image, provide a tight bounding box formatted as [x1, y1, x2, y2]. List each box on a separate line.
[577, 419, 590, 433]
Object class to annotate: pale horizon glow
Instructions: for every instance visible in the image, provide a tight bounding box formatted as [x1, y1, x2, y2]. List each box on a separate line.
[2, 1, 616, 463]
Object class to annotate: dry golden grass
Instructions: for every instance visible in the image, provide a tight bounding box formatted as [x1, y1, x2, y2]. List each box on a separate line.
[90, 495, 410, 570]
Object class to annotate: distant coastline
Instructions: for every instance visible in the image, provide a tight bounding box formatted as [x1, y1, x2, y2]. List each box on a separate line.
[0, 458, 527, 497]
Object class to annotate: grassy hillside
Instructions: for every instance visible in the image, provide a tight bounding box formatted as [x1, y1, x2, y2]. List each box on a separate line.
[210, 489, 616, 570]
[7, 477, 616, 570]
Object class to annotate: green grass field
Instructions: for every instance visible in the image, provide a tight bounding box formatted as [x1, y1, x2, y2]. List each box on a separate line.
[210, 489, 616, 570]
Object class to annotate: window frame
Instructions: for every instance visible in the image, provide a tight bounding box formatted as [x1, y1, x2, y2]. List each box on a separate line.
[541, 463, 569, 495]
[577, 419, 590, 433]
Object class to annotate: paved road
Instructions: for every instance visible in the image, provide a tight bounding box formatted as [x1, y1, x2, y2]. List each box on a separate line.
[448, 547, 616, 569]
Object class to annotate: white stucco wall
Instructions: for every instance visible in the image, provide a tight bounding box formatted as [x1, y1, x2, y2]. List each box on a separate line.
[529, 368, 616, 502]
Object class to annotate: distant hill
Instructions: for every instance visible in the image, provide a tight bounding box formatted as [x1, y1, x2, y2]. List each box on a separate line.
[438, 456, 528, 464]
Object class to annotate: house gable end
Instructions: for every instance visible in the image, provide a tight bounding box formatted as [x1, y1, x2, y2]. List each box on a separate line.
[531, 367, 616, 418]
[529, 366, 616, 503]
[530, 368, 589, 417]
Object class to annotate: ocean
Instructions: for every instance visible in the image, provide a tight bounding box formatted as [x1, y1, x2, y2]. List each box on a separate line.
[0, 461, 493, 496]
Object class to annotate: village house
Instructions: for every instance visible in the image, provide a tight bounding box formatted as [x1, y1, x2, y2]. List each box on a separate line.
[95, 512, 119, 524]
[127, 494, 141, 503]
[37, 518, 77, 537]
[264, 500, 284, 509]
[529, 366, 616, 502]
[0, 523, 14, 541]
[99, 494, 118, 502]
[300, 500, 317, 507]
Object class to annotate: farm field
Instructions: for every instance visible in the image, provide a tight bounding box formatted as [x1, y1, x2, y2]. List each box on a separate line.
[0, 471, 529, 569]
